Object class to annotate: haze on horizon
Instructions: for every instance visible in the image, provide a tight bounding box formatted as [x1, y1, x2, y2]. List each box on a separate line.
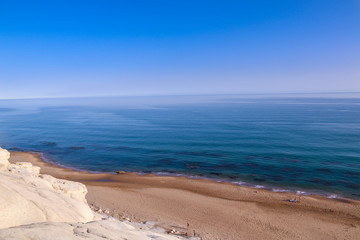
[1, 0, 359, 99]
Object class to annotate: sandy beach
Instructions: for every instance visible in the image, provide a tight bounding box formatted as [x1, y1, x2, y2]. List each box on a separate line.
[9, 151, 360, 240]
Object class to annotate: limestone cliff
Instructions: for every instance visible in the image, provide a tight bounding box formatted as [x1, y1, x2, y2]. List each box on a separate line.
[0, 147, 184, 239]
[0, 147, 93, 228]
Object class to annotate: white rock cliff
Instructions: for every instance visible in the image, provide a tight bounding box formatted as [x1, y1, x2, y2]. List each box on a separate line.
[0, 147, 93, 228]
[0, 147, 182, 240]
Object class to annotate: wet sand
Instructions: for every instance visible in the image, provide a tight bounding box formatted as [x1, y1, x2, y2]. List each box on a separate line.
[9, 151, 360, 240]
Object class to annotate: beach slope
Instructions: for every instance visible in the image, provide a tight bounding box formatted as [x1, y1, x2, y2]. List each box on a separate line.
[8, 151, 360, 240]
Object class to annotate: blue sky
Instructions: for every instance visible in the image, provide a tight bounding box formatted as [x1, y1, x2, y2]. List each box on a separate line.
[0, 0, 359, 99]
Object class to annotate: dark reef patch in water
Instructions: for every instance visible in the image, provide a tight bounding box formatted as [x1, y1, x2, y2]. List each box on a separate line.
[176, 151, 225, 158]
[40, 141, 57, 147]
[210, 172, 222, 176]
[309, 178, 336, 186]
[113, 146, 141, 152]
[272, 175, 284, 181]
[253, 177, 266, 182]
[156, 158, 176, 165]
[150, 149, 169, 154]
[68, 146, 85, 150]
[278, 158, 301, 163]
[290, 173, 303, 178]
[316, 168, 332, 173]
[280, 166, 306, 173]
[184, 161, 205, 169]
[215, 163, 239, 170]
[228, 175, 238, 180]
[321, 160, 344, 166]
[346, 171, 360, 177]
[344, 183, 360, 189]
[242, 162, 259, 168]
[259, 164, 276, 171]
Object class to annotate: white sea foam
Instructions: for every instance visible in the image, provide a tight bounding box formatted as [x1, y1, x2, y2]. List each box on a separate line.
[327, 194, 338, 199]
[272, 188, 290, 193]
[231, 181, 247, 185]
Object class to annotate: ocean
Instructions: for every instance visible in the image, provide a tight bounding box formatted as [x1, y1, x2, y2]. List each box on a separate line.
[0, 94, 359, 199]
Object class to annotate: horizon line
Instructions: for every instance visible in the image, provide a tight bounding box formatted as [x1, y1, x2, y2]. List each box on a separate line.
[0, 91, 360, 101]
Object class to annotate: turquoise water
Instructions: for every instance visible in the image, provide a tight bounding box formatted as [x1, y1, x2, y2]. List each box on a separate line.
[0, 95, 359, 199]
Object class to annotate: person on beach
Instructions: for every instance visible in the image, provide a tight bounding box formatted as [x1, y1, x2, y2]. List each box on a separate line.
[290, 195, 302, 203]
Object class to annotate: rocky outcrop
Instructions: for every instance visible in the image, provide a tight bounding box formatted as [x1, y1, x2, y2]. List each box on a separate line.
[0, 148, 185, 240]
[8, 161, 40, 176]
[0, 148, 10, 170]
[0, 219, 182, 240]
[0, 147, 93, 228]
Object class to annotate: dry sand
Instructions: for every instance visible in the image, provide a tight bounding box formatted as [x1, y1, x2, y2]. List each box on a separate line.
[9, 151, 360, 240]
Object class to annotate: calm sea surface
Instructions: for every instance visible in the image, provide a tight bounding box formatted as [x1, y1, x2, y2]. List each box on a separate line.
[0, 95, 359, 199]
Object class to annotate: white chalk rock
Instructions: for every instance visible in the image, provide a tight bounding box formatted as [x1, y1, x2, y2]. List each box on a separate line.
[0, 219, 182, 240]
[40, 174, 88, 203]
[0, 148, 93, 229]
[0, 148, 10, 170]
[0, 171, 94, 229]
[8, 162, 41, 177]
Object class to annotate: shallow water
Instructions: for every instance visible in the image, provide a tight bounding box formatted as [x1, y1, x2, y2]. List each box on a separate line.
[0, 95, 359, 199]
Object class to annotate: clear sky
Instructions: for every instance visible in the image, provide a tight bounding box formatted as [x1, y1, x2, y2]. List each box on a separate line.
[0, 0, 359, 99]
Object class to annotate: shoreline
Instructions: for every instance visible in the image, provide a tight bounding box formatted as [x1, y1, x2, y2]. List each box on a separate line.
[0, 147, 184, 240]
[9, 151, 360, 240]
[19, 150, 357, 201]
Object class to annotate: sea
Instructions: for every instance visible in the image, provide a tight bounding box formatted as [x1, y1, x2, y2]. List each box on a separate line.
[0, 94, 359, 199]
